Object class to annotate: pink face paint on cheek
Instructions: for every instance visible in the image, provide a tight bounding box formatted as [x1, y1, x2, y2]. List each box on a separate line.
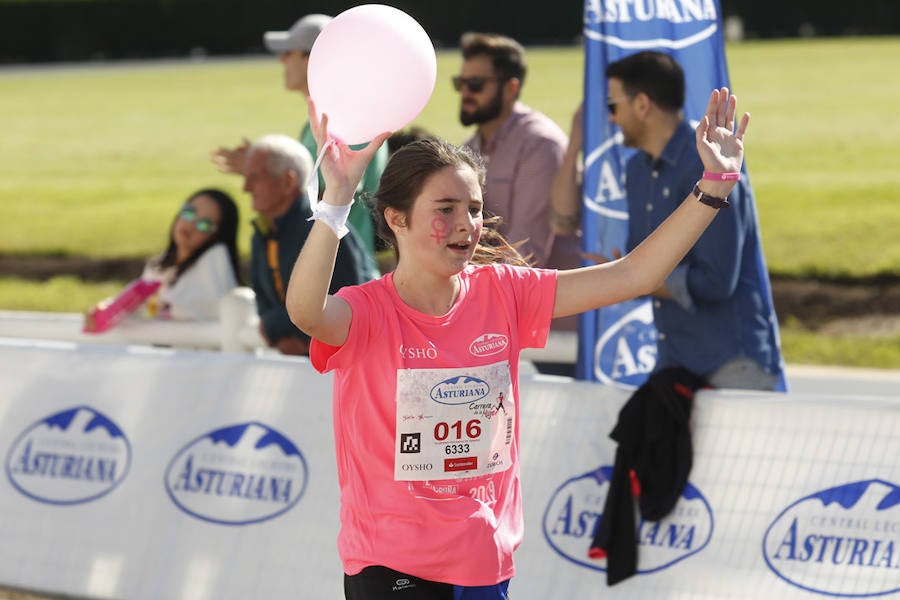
[430, 216, 450, 245]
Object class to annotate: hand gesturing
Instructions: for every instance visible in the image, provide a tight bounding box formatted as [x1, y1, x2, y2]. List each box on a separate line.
[308, 98, 391, 206]
[695, 87, 750, 175]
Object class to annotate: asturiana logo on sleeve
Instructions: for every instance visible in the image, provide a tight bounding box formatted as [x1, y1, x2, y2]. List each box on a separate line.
[542, 466, 713, 574]
[165, 421, 308, 526]
[763, 479, 900, 597]
[5, 406, 131, 505]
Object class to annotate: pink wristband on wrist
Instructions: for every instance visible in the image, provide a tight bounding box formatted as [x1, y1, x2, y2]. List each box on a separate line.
[702, 171, 741, 182]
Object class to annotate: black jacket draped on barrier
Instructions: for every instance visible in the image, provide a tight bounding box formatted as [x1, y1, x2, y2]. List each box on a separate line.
[589, 367, 707, 585]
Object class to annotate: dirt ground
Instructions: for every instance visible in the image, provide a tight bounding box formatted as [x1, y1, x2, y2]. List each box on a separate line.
[2, 253, 899, 335]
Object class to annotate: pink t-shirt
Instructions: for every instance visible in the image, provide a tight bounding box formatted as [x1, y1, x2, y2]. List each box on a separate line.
[311, 263, 557, 586]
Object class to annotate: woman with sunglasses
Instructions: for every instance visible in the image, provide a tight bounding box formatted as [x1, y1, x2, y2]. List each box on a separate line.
[286, 88, 748, 599]
[84, 189, 242, 332]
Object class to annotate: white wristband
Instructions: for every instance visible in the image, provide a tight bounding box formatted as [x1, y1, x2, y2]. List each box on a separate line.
[307, 201, 352, 239]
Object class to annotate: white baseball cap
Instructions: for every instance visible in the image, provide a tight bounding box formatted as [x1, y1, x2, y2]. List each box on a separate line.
[263, 14, 332, 54]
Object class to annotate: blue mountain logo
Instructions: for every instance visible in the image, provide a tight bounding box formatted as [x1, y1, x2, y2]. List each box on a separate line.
[430, 376, 490, 405]
[5, 406, 131, 505]
[763, 479, 900, 597]
[543, 465, 713, 574]
[165, 421, 308, 526]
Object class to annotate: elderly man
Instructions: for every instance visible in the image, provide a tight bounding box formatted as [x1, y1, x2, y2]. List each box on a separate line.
[243, 134, 372, 356]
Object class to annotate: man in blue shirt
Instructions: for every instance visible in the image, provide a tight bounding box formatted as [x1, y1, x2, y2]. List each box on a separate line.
[605, 51, 782, 390]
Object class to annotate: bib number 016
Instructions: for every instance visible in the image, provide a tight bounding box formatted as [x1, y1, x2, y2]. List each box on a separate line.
[433, 419, 481, 441]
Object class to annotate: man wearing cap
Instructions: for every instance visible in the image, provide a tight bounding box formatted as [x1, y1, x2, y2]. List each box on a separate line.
[211, 14, 386, 276]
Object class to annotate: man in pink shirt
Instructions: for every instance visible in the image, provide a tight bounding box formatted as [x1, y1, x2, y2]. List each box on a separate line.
[456, 32, 580, 274]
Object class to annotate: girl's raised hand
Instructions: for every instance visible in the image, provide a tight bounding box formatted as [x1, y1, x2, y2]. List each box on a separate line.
[695, 87, 750, 176]
[308, 97, 391, 206]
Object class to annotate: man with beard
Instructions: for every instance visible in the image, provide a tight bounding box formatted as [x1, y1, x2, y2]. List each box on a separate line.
[456, 33, 580, 277]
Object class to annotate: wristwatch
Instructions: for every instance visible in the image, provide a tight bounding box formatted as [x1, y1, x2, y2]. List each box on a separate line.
[692, 182, 730, 209]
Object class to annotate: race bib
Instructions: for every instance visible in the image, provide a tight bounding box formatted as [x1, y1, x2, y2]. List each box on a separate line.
[395, 361, 514, 481]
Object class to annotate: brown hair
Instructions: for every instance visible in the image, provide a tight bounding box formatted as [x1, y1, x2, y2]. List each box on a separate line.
[373, 137, 530, 267]
[605, 51, 685, 112]
[460, 32, 527, 88]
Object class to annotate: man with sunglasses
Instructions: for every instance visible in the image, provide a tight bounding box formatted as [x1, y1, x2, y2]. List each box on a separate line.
[211, 13, 386, 276]
[553, 51, 781, 391]
[455, 33, 580, 281]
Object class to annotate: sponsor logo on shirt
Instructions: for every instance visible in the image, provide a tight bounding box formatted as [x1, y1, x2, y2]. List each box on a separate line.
[400, 343, 438, 360]
[486, 452, 505, 471]
[469, 333, 509, 357]
[445, 457, 478, 473]
[543, 465, 713, 574]
[164, 421, 307, 525]
[762, 479, 900, 597]
[6, 406, 131, 505]
[430, 376, 490, 405]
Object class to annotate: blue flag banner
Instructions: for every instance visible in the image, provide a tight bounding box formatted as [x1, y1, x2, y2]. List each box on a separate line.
[577, 0, 787, 390]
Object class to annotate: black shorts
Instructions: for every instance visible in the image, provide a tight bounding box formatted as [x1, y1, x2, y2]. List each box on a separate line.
[344, 566, 510, 600]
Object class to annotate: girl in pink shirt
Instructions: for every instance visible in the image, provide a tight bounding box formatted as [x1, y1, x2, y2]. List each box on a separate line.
[287, 89, 749, 599]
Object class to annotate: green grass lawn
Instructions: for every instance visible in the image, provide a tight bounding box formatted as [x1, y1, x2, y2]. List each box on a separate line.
[1, 38, 899, 367]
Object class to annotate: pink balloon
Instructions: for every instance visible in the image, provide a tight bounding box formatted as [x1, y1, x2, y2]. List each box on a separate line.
[308, 4, 437, 145]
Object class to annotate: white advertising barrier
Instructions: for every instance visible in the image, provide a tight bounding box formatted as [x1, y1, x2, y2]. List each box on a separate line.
[1, 339, 899, 599]
[0, 288, 265, 353]
[0, 339, 342, 599]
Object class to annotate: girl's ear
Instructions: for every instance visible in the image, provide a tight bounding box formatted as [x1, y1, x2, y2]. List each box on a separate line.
[385, 207, 407, 234]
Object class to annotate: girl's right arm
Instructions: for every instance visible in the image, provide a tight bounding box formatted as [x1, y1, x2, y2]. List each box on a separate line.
[285, 99, 390, 347]
[287, 218, 353, 346]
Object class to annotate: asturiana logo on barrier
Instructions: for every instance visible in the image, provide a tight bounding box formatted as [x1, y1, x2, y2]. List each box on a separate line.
[763, 479, 900, 597]
[5, 406, 131, 505]
[165, 422, 308, 526]
[430, 376, 490, 405]
[594, 301, 657, 386]
[542, 466, 713, 574]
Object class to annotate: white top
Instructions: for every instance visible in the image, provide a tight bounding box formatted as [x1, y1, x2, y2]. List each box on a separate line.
[143, 243, 238, 321]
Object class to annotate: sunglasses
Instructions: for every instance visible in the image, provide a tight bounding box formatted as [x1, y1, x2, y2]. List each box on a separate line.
[606, 96, 631, 116]
[452, 75, 503, 93]
[179, 206, 218, 234]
